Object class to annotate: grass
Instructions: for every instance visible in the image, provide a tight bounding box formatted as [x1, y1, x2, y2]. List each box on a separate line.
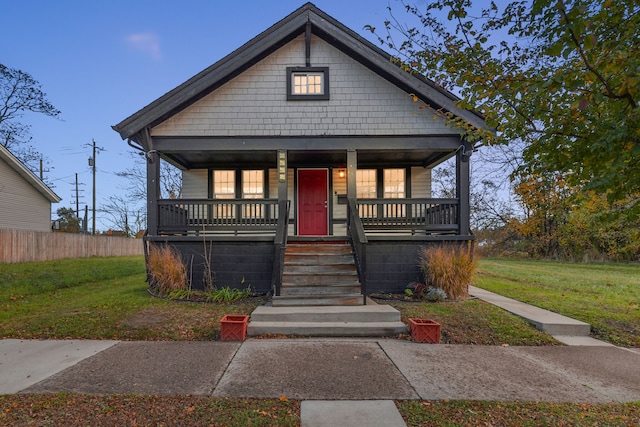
[0, 395, 637, 427]
[384, 298, 558, 346]
[396, 400, 640, 426]
[0, 256, 265, 340]
[0, 394, 299, 426]
[475, 258, 640, 347]
[1, 256, 639, 425]
[0, 256, 556, 345]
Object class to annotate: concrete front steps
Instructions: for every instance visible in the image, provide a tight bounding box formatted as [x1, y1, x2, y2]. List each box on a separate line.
[247, 302, 408, 337]
[272, 243, 364, 307]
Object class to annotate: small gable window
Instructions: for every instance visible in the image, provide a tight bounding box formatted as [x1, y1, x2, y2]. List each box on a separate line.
[287, 67, 329, 100]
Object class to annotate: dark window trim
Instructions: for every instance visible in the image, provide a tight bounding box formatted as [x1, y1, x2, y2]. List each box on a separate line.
[286, 66, 330, 101]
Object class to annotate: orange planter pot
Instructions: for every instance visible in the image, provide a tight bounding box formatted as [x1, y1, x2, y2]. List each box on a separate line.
[220, 315, 249, 341]
[409, 318, 441, 343]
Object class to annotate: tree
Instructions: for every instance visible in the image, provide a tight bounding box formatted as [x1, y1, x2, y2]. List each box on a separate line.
[116, 151, 182, 201]
[54, 207, 82, 233]
[0, 64, 61, 174]
[369, 0, 639, 214]
[101, 195, 146, 237]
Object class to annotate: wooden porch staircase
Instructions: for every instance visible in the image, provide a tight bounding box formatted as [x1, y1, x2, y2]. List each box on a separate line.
[255, 242, 406, 337]
[272, 243, 364, 307]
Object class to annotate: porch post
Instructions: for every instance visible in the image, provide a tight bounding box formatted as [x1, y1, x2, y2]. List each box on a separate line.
[146, 149, 161, 236]
[456, 143, 471, 236]
[346, 149, 357, 200]
[277, 150, 288, 202]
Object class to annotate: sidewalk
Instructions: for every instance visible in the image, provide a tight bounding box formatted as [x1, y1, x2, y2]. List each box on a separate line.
[2, 288, 639, 426]
[2, 338, 639, 425]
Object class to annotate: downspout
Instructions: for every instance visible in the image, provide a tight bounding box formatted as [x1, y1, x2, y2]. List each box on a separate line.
[127, 138, 145, 153]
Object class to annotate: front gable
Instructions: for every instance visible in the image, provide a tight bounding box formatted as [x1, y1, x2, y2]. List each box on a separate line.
[151, 34, 451, 138]
[113, 2, 487, 145]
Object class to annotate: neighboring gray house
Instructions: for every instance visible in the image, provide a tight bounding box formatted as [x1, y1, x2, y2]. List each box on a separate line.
[113, 3, 487, 304]
[0, 145, 61, 232]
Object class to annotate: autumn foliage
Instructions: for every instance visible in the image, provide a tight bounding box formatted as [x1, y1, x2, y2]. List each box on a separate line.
[419, 245, 476, 300]
[147, 244, 187, 295]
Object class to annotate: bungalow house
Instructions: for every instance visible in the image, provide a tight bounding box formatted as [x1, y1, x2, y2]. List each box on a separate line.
[113, 3, 487, 305]
[0, 144, 61, 232]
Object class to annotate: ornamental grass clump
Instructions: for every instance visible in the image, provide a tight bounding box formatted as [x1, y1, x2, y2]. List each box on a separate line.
[147, 244, 187, 296]
[419, 245, 475, 300]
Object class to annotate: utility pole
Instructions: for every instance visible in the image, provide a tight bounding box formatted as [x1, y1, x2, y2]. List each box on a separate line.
[75, 173, 79, 217]
[86, 139, 104, 235]
[70, 173, 85, 223]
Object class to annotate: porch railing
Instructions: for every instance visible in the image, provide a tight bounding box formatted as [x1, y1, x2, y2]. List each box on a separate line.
[347, 198, 368, 304]
[271, 200, 290, 297]
[157, 198, 280, 235]
[355, 198, 459, 234]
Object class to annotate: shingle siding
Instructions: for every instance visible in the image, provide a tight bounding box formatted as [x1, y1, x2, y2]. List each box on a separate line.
[152, 35, 450, 137]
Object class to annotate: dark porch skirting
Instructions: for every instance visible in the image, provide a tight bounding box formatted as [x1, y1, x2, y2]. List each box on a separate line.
[145, 236, 275, 294]
[144, 235, 473, 295]
[363, 237, 473, 294]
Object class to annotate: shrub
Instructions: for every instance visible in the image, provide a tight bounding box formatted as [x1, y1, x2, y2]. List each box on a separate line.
[147, 244, 187, 296]
[406, 282, 448, 302]
[424, 287, 448, 302]
[419, 245, 475, 300]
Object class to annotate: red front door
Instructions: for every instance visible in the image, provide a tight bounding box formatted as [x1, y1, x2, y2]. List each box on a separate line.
[298, 169, 328, 236]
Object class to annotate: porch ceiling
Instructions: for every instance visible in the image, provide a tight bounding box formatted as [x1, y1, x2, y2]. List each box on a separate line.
[162, 149, 454, 170]
[156, 135, 463, 170]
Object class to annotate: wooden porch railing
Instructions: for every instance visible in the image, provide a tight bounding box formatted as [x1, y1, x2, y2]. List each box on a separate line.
[271, 200, 290, 297]
[347, 198, 368, 304]
[356, 198, 459, 234]
[157, 198, 280, 235]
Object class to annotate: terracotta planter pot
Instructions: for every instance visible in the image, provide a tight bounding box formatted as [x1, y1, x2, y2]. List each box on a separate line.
[409, 318, 441, 343]
[220, 315, 249, 341]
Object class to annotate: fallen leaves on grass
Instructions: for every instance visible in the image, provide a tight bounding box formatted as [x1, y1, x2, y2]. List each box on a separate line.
[397, 400, 640, 427]
[0, 394, 299, 427]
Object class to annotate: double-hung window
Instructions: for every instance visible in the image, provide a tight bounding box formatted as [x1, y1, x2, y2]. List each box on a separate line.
[213, 170, 235, 218]
[242, 170, 264, 218]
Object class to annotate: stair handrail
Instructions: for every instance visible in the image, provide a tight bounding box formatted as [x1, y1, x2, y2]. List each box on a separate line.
[347, 198, 368, 305]
[272, 200, 290, 297]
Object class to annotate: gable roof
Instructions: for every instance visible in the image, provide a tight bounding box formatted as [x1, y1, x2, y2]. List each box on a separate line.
[0, 145, 61, 203]
[113, 2, 487, 143]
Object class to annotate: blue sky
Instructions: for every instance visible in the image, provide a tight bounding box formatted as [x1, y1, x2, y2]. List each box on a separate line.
[2, 0, 400, 229]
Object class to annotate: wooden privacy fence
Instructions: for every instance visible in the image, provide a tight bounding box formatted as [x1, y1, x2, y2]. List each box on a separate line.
[0, 229, 143, 263]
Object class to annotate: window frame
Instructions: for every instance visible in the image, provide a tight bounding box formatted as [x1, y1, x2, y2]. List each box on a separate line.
[286, 67, 330, 101]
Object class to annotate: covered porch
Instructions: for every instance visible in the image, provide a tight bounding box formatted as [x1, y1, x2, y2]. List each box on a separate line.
[143, 135, 473, 298]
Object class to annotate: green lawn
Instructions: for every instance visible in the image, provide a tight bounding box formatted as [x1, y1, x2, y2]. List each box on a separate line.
[475, 259, 640, 347]
[0, 256, 264, 340]
[0, 256, 557, 345]
[1, 256, 638, 425]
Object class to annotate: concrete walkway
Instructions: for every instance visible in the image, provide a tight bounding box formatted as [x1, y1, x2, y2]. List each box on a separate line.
[1, 289, 638, 426]
[469, 286, 614, 346]
[2, 338, 640, 425]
